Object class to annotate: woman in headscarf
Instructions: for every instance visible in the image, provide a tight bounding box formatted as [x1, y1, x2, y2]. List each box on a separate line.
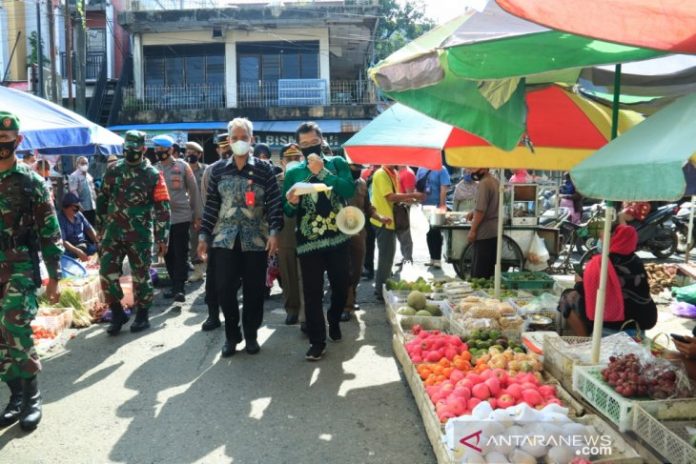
[559, 225, 657, 336]
[453, 169, 479, 212]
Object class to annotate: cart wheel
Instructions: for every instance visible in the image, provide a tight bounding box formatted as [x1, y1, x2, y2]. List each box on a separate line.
[457, 236, 525, 280]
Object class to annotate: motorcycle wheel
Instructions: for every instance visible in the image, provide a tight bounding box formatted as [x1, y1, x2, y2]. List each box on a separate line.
[650, 228, 678, 259]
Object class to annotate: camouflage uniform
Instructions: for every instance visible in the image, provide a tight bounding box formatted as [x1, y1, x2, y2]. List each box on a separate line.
[97, 132, 170, 320]
[0, 162, 63, 382]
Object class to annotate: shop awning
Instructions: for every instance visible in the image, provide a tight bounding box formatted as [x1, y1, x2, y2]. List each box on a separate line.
[108, 120, 371, 134]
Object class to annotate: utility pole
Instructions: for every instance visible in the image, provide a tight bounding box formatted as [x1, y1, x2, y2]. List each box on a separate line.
[65, 1, 74, 110]
[36, 1, 45, 97]
[48, 2, 59, 102]
[75, 0, 86, 115]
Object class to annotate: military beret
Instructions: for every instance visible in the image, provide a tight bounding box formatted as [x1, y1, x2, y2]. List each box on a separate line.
[124, 130, 146, 149]
[0, 111, 20, 131]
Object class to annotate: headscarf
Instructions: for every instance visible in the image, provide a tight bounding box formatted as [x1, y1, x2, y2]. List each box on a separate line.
[584, 225, 639, 321]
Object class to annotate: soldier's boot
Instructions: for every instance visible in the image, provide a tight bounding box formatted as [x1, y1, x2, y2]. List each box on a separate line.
[188, 263, 206, 282]
[106, 303, 129, 336]
[18, 377, 41, 431]
[0, 379, 23, 427]
[201, 304, 221, 331]
[130, 307, 151, 333]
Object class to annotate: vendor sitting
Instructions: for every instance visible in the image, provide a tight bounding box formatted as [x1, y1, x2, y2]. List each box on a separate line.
[559, 224, 657, 337]
[59, 193, 99, 262]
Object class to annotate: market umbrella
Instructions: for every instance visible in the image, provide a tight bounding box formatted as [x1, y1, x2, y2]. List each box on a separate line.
[496, 0, 696, 54]
[369, 0, 660, 151]
[571, 92, 696, 362]
[0, 86, 123, 156]
[344, 85, 642, 171]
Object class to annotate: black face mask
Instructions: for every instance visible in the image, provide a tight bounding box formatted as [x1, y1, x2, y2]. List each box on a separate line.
[156, 150, 170, 161]
[470, 170, 485, 181]
[125, 149, 142, 164]
[186, 155, 198, 164]
[0, 139, 17, 159]
[351, 169, 361, 180]
[301, 144, 322, 158]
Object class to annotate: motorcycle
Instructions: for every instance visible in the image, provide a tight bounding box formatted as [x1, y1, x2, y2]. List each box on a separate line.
[674, 200, 695, 254]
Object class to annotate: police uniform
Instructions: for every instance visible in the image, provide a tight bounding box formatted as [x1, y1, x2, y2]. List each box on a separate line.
[0, 111, 63, 431]
[97, 130, 171, 334]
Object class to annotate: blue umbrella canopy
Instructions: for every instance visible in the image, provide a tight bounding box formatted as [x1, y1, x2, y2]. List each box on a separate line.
[0, 86, 123, 156]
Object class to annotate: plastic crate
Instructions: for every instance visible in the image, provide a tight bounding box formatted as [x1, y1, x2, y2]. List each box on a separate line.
[501, 271, 555, 290]
[632, 399, 696, 464]
[572, 365, 638, 431]
[543, 335, 591, 392]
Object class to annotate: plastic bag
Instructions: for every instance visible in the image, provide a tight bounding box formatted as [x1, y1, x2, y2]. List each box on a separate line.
[673, 283, 696, 304]
[671, 301, 696, 318]
[525, 234, 550, 271]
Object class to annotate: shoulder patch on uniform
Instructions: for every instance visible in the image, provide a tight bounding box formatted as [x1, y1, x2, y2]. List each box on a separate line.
[154, 172, 170, 202]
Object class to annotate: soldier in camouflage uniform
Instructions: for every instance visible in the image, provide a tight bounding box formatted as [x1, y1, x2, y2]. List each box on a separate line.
[0, 111, 63, 431]
[97, 130, 171, 335]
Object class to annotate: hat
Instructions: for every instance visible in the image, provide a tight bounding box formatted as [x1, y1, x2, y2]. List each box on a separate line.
[107, 155, 118, 163]
[62, 192, 82, 209]
[152, 134, 175, 148]
[214, 133, 229, 147]
[186, 141, 203, 153]
[253, 143, 272, 158]
[124, 130, 146, 150]
[0, 111, 20, 131]
[280, 143, 302, 158]
[335, 206, 365, 236]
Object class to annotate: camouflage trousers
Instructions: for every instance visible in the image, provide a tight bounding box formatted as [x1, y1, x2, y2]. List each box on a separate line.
[100, 239, 154, 311]
[0, 272, 40, 382]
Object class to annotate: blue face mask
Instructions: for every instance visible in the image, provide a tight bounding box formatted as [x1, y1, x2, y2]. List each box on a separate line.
[463, 173, 473, 182]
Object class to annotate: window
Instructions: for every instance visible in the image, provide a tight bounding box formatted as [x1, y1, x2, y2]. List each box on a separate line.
[236, 41, 320, 83]
[143, 44, 225, 88]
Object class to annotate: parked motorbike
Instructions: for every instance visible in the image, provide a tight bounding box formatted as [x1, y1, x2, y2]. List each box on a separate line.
[674, 200, 695, 254]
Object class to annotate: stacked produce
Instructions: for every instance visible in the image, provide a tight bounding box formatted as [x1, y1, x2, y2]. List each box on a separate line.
[600, 353, 690, 399]
[644, 263, 677, 294]
[452, 296, 524, 337]
[396, 290, 443, 317]
[386, 277, 433, 293]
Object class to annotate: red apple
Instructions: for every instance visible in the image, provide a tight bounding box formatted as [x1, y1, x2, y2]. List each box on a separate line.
[472, 383, 491, 400]
[497, 393, 515, 409]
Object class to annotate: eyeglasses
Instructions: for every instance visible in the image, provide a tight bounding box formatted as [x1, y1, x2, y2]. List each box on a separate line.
[298, 139, 321, 149]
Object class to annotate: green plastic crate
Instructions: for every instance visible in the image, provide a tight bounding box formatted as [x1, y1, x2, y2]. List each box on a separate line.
[501, 271, 555, 290]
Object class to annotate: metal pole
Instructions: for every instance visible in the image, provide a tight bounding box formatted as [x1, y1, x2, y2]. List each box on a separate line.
[65, 2, 74, 109]
[36, 1, 45, 98]
[494, 169, 505, 299]
[591, 205, 615, 364]
[611, 64, 622, 140]
[48, 3, 58, 102]
[75, 0, 86, 115]
[687, 195, 695, 264]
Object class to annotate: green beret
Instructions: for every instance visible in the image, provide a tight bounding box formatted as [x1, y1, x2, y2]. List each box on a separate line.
[124, 130, 146, 149]
[0, 111, 20, 131]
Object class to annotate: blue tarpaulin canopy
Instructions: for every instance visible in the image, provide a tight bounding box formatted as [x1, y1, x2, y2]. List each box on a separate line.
[0, 86, 123, 156]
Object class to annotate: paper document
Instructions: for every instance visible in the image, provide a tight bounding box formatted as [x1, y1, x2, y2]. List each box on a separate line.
[289, 182, 332, 196]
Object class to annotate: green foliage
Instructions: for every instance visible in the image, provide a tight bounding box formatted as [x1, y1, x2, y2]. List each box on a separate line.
[28, 31, 51, 66]
[374, 0, 435, 63]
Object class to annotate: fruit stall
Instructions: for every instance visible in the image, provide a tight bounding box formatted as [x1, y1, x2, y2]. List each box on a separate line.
[382, 276, 696, 464]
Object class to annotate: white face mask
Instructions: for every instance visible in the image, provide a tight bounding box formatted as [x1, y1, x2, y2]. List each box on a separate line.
[285, 160, 301, 171]
[231, 140, 250, 156]
[80, 164, 89, 173]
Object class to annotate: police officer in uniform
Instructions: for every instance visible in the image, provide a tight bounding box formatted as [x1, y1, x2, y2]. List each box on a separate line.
[97, 130, 171, 335]
[0, 111, 63, 431]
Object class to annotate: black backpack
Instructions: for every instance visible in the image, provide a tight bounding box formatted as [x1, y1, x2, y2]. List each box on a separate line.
[415, 170, 431, 193]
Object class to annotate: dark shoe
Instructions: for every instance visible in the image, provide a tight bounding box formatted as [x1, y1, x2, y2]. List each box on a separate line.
[353, 303, 360, 311]
[285, 314, 299, 325]
[374, 291, 384, 302]
[362, 270, 374, 281]
[201, 317, 221, 331]
[305, 343, 326, 361]
[300, 322, 308, 336]
[328, 323, 342, 342]
[163, 289, 176, 298]
[106, 305, 129, 336]
[173, 292, 185, 303]
[130, 308, 151, 333]
[340, 311, 351, 322]
[19, 377, 41, 431]
[245, 340, 260, 355]
[0, 379, 23, 427]
[221, 340, 236, 357]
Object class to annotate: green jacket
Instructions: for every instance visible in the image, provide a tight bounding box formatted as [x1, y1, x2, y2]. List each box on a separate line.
[282, 155, 355, 255]
[97, 159, 171, 244]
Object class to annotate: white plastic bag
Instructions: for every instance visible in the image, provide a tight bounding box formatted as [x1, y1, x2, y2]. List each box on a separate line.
[525, 234, 550, 271]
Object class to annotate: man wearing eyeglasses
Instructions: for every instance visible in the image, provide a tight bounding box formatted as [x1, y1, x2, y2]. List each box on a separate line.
[58, 192, 99, 261]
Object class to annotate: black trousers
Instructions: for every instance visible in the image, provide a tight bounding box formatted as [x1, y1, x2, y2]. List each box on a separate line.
[364, 220, 376, 273]
[214, 241, 266, 343]
[204, 247, 219, 314]
[471, 237, 498, 279]
[299, 243, 349, 345]
[83, 209, 96, 228]
[164, 222, 190, 293]
[426, 225, 443, 260]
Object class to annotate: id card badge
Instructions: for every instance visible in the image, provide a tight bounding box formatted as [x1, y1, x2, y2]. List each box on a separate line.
[245, 191, 256, 207]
